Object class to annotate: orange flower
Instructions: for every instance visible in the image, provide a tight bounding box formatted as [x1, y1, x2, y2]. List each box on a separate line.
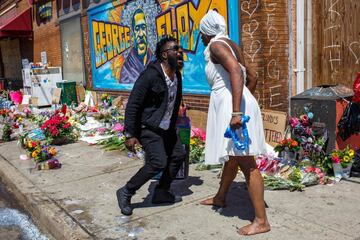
[290, 141, 298, 147]
[48, 147, 57, 156]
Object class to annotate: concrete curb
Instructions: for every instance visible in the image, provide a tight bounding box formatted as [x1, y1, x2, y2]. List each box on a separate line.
[0, 153, 93, 240]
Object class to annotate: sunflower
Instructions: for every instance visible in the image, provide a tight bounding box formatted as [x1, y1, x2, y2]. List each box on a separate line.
[32, 150, 40, 158]
[343, 156, 350, 163]
[348, 149, 355, 158]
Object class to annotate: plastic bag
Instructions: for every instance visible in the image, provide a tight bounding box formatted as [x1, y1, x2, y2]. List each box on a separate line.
[337, 102, 360, 141]
[300, 172, 319, 186]
[353, 72, 360, 103]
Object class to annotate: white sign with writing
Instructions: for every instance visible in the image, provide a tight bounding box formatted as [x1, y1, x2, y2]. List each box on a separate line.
[41, 51, 47, 65]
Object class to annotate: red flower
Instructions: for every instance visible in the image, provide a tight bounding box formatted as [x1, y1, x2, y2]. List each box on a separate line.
[51, 128, 59, 136]
[63, 122, 71, 129]
[61, 105, 67, 115]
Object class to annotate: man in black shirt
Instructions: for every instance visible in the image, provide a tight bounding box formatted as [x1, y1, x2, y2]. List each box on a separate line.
[117, 36, 186, 216]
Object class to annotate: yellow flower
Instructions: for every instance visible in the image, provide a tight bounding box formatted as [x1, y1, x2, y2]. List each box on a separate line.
[331, 152, 339, 158]
[348, 149, 355, 157]
[48, 147, 57, 156]
[190, 139, 196, 145]
[31, 150, 39, 158]
[27, 141, 32, 148]
[343, 156, 350, 163]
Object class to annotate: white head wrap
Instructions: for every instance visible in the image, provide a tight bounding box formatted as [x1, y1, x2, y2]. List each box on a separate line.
[199, 10, 227, 36]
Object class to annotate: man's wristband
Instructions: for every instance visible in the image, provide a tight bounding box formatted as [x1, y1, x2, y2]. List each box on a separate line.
[231, 112, 243, 117]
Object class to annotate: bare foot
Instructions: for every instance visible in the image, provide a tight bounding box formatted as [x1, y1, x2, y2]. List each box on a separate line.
[200, 197, 226, 208]
[237, 218, 270, 236]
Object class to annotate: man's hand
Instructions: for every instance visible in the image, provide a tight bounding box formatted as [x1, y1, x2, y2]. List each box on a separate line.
[230, 116, 242, 130]
[125, 137, 141, 153]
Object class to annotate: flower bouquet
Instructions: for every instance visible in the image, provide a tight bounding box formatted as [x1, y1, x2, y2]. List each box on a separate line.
[329, 146, 355, 180]
[30, 144, 57, 163]
[189, 127, 206, 164]
[289, 107, 327, 167]
[274, 138, 300, 163]
[40, 105, 78, 145]
[101, 93, 112, 108]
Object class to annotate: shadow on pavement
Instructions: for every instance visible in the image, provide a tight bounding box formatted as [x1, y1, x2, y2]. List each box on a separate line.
[132, 176, 204, 209]
[210, 182, 269, 222]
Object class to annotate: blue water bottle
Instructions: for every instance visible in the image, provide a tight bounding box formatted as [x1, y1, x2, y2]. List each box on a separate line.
[224, 115, 250, 151]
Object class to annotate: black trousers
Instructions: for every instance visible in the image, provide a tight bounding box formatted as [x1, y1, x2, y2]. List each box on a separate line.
[125, 127, 186, 193]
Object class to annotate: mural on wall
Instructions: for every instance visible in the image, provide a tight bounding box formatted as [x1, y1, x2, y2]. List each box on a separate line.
[88, 0, 239, 94]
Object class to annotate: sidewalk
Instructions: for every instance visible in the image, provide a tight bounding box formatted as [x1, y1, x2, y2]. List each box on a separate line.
[0, 141, 359, 240]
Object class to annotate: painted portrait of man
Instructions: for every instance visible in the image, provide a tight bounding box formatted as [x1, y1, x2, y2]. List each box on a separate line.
[119, 8, 153, 84]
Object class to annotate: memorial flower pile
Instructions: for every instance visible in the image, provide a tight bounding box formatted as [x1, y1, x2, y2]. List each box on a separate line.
[40, 105, 78, 144]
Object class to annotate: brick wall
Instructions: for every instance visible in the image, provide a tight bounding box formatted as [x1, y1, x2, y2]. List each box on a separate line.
[33, 0, 62, 66]
[240, 0, 290, 113]
[81, 15, 92, 89]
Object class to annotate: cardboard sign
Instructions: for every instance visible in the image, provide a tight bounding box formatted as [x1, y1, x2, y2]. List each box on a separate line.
[261, 109, 287, 147]
[112, 96, 123, 108]
[84, 90, 97, 106]
[76, 85, 86, 102]
[52, 88, 62, 104]
[21, 95, 31, 105]
[31, 97, 39, 106]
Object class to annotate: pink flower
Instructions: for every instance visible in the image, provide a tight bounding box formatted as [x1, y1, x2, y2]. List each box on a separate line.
[332, 156, 341, 164]
[97, 127, 106, 135]
[300, 114, 309, 126]
[304, 166, 315, 173]
[305, 127, 313, 135]
[191, 127, 206, 141]
[112, 123, 124, 132]
[289, 117, 300, 128]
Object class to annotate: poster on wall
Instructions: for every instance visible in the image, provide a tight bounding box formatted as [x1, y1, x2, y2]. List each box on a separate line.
[38, 1, 52, 21]
[88, 0, 239, 94]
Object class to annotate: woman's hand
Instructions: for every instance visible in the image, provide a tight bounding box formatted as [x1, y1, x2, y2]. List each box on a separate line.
[230, 116, 242, 129]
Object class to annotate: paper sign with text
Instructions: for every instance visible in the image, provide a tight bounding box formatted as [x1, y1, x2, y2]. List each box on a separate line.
[52, 88, 62, 104]
[261, 109, 287, 147]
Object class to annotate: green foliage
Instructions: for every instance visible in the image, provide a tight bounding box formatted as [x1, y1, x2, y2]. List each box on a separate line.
[1, 123, 12, 142]
[97, 136, 127, 151]
[263, 175, 305, 191]
[189, 137, 205, 164]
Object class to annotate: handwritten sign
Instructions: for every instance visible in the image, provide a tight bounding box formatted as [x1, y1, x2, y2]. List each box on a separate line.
[76, 85, 86, 103]
[261, 109, 287, 147]
[52, 88, 62, 104]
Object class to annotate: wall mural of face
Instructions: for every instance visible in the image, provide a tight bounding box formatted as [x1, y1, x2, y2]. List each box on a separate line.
[132, 9, 147, 57]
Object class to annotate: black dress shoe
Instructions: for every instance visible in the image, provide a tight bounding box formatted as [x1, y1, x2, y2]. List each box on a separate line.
[152, 188, 178, 204]
[116, 187, 133, 216]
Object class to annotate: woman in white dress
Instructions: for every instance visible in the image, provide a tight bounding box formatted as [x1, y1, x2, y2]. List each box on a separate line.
[198, 10, 270, 236]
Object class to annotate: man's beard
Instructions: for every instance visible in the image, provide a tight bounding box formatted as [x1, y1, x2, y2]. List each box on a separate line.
[168, 56, 183, 71]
